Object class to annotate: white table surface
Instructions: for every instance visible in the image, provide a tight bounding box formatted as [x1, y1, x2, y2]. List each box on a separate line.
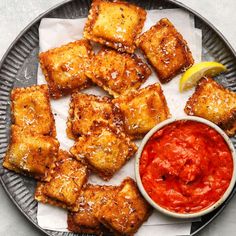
[0, 0, 236, 235]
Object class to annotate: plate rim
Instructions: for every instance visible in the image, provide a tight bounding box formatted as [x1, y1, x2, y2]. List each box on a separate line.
[0, 1, 236, 236]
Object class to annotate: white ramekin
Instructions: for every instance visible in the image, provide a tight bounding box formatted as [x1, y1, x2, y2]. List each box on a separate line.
[135, 116, 236, 218]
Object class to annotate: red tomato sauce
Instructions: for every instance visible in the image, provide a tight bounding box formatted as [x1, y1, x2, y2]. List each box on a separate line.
[140, 120, 233, 213]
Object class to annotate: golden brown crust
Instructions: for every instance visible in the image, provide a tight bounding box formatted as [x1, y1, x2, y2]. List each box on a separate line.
[225, 120, 236, 136]
[86, 48, 151, 97]
[136, 18, 194, 83]
[185, 77, 236, 136]
[84, 0, 146, 53]
[34, 150, 88, 211]
[11, 84, 56, 137]
[66, 92, 123, 139]
[67, 183, 119, 235]
[3, 125, 59, 181]
[68, 213, 102, 235]
[39, 39, 94, 99]
[68, 213, 104, 235]
[96, 177, 152, 235]
[113, 83, 171, 139]
[70, 121, 137, 181]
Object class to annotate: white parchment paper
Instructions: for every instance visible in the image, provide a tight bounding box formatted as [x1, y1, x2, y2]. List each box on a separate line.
[37, 9, 202, 235]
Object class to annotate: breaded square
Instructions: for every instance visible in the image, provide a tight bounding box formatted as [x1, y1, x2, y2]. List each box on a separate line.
[136, 18, 194, 83]
[86, 48, 151, 97]
[66, 92, 123, 139]
[3, 125, 59, 181]
[84, 0, 146, 53]
[11, 84, 56, 136]
[39, 39, 93, 99]
[185, 77, 236, 136]
[113, 83, 171, 139]
[68, 184, 119, 234]
[35, 150, 88, 210]
[70, 121, 137, 180]
[96, 177, 152, 235]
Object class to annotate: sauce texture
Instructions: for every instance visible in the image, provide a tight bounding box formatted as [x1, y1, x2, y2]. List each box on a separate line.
[140, 120, 233, 213]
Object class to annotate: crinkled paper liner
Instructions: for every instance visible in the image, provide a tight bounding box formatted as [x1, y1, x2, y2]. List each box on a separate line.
[37, 9, 202, 235]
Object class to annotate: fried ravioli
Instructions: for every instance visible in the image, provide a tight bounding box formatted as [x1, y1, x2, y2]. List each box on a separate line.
[11, 84, 56, 136]
[84, 0, 146, 53]
[113, 83, 171, 139]
[136, 18, 194, 83]
[185, 77, 236, 136]
[35, 150, 88, 210]
[70, 121, 137, 180]
[39, 39, 93, 98]
[96, 177, 152, 235]
[86, 48, 151, 97]
[67, 184, 119, 235]
[66, 92, 122, 139]
[3, 125, 59, 181]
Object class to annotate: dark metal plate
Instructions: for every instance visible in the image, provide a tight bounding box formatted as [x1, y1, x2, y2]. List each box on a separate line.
[0, 0, 236, 235]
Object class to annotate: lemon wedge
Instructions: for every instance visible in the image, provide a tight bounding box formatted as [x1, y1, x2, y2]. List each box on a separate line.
[179, 62, 227, 92]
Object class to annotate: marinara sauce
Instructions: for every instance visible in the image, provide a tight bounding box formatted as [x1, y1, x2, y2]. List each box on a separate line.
[140, 120, 233, 213]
